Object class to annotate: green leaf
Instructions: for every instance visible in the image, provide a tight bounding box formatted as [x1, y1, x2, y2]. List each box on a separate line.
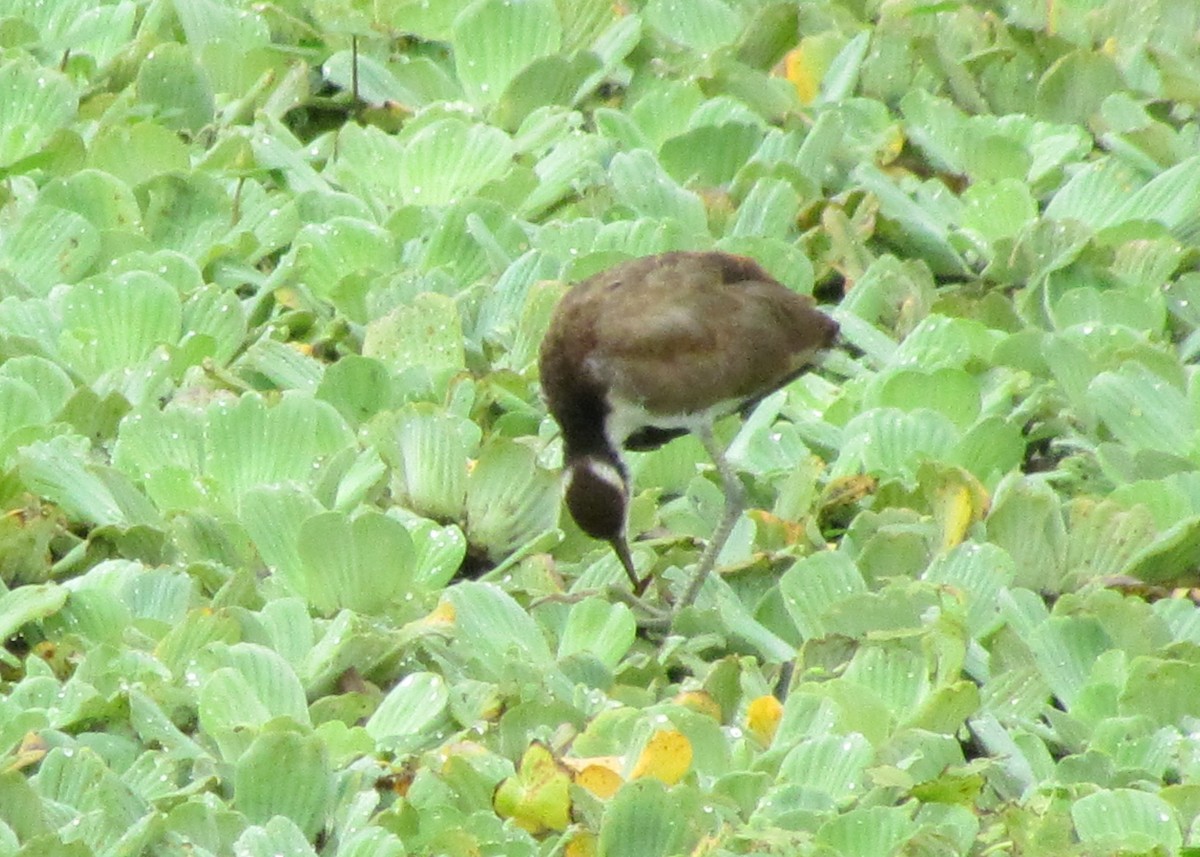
[374, 0, 472, 41]
[609, 149, 709, 236]
[0, 206, 100, 296]
[493, 741, 571, 834]
[121, 567, 195, 624]
[518, 132, 609, 219]
[727, 177, 802, 240]
[0, 583, 67, 646]
[923, 543, 1014, 636]
[172, 0, 270, 49]
[42, 167, 142, 237]
[1114, 155, 1200, 243]
[0, 377, 51, 455]
[873, 367, 981, 430]
[557, 598, 636, 670]
[296, 510, 413, 613]
[0, 356, 73, 417]
[446, 581, 552, 673]
[136, 41, 215, 134]
[817, 30, 871, 106]
[644, 0, 741, 54]
[206, 393, 355, 504]
[453, 0, 562, 106]
[59, 272, 182, 381]
[1071, 789, 1182, 854]
[1044, 156, 1136, 228]
[201, 642, 311, 727]
[1035, 49, 1123, 125]
[844, 644, 927, 717]
[778, 552, 868, 640]
[1119, 658, 1200, 726]
[961, 178, 1037, 242]
[493, 53, 603, 131]
[363, 292, 466, 375]
[88, 122, 190, 187]
[316, 355, 392, 425]
[181, 284, 248, 366]
[777, 732, 873, 801]
[0, 60, 76, 169]
[557, 0, 615, 53]
[1029, 616, 1110, 710]
[239, 485, 324, 594]
[836, 408, 959, 483]
[1006, 217, 1092, 282]
[34, 746, 146, 853]
[233, 730, 332, 839]
[385, 403, 475, 522]
[599, 779, 697, 857]
[418, 199, 528, 281]
[233, 815, 319, 857]
[1066, 498, 1158, 584]
[236, 337, 324, 392]
[19, 434, 157, 527]
[139, 172, 234, 260]
[465, 437, 560, 561]
[1088, 363, 1195, 455]
[854, 164, 968, 276]
[323, 50, 426, 107]
[1053, 284, 1166, 334]
[289, 215, 396, 298]
[365, 672, 449, 745]
[952, 417, 1025, 481]
[817, 806, 917, 857]
[409, 519, 467, 589]
[661, 123, 763, 187]
[1120, 516, 1200, 586]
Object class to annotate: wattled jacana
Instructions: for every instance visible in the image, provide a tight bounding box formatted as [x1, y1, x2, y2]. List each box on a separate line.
[539, 251, 839, 611]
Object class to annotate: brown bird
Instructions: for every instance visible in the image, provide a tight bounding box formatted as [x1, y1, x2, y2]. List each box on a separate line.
[538, 251, 839, 611]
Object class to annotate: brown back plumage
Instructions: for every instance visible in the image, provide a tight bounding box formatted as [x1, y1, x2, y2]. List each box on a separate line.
[539, 251, 838, 424]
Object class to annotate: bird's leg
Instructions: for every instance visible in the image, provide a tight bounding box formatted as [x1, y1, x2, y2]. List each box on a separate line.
[677, 422, 745, 611]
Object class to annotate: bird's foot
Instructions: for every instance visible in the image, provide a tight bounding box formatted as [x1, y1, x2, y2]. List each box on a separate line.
[529, 589, 601, 608]
[605, 584, 671, 627]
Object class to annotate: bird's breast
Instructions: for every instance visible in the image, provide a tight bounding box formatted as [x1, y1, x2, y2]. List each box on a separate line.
[603, 392, 742, 451]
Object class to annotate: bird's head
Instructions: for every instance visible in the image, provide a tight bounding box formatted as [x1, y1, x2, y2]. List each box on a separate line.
[564, 454, 628, 542]
[564, 454, 645, 592]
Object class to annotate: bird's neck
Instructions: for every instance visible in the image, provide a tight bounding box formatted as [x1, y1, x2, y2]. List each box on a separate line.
[550, 381, 619, 465]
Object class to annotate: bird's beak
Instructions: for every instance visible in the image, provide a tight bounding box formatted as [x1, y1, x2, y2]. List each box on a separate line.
[610, 536, 648, 594]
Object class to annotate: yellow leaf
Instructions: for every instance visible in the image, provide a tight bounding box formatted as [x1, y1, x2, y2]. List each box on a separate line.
[562, 753, 623, 797]
[673, 690, 722, 722]
[561, 753, 622, 774]
[746, 695, 783, 746]
[6, 732, 48, 773]
[925, 465, 990, 552]
[940, 484, 973, 549]
[782, 45, 821, 105]
[630, 729, 692, 785]
[821, 474, 877, 509]
[274, 286, 301, 309]
[493, 742, 572, 834]
[565, 831, 598, 857]
[575, 762, 623, 798]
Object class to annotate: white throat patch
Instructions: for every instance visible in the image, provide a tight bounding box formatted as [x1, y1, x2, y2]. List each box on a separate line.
[567, 456, 627, 499]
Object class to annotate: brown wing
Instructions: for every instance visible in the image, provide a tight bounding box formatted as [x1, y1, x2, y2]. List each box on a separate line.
[585, 252, 836, 414]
